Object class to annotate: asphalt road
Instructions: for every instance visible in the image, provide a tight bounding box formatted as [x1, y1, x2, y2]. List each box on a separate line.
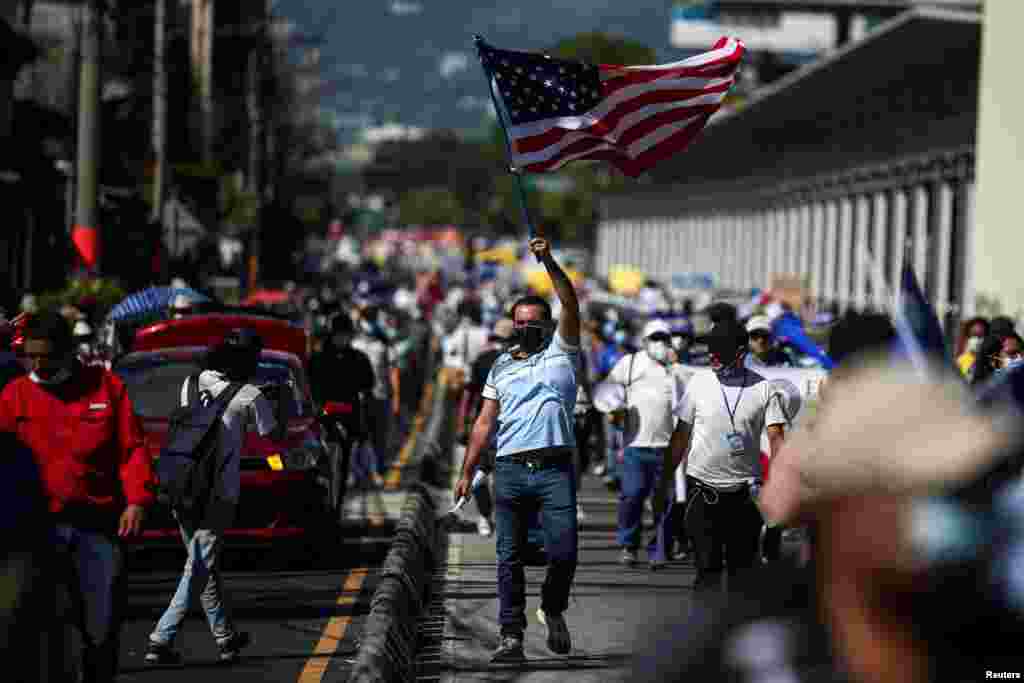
[116, 510, 395, 682]
[419, 466, 700, 682]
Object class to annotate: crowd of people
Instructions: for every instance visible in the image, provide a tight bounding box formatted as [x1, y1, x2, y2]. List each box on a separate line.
[5, 235, 1024, 681]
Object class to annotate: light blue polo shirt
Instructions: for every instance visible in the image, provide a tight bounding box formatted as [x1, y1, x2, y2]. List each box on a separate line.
[481, 331, 579, 458]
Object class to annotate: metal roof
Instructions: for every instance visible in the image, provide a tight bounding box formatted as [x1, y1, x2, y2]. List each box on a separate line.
[608, 6, 982, 216]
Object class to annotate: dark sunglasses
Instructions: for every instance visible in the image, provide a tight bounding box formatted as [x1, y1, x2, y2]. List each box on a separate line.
[749, 331, 772, 340]
[647, 332, 672, 343]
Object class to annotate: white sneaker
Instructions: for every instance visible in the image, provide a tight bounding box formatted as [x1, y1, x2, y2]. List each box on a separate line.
[477, 516, 493, 537]
[576, 504, 587, 525]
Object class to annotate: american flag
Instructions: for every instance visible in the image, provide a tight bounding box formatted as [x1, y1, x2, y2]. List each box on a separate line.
[475, 36, 745, 178]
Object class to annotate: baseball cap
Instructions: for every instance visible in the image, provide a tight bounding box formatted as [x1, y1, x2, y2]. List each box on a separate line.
[642, 319, 672, 339]
[746, 316, 773, 335]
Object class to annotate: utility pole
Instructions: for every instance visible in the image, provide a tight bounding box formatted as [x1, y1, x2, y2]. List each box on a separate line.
[151, 0, 167, 228]
[192, 0, 214, 164]
[73, 0, 102, 275]
[246, 4, 266, 293]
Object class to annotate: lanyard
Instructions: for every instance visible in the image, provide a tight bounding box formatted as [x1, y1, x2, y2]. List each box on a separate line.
[717, 369, 748, 431]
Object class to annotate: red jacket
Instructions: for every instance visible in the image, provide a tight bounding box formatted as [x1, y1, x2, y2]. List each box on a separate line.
[0, 363, 156, 522]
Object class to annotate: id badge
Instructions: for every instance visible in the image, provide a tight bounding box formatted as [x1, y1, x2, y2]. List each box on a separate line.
[725, 431, 746, 457]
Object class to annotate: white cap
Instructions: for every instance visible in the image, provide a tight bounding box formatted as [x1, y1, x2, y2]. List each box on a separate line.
[170, 293, 194, 311]
[746, 316, 773, 334]
[642, 319, 672, 339]
[20, 294, 38, 314]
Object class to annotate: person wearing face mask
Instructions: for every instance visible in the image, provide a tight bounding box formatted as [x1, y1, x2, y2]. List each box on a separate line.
[308, 315, 376, 465]
[459, 318, 515, 537]
[597, 321, 631, 490]
[0, 312, 156, 682]
[660, 319, 788, 594]
[744, 316, 793, 368]
[670, 321, 695, 366]
[454, 237, 581, 663]
[606, 319, 679, 570]
[999, 333, 1024, 373]
[352, 306, 399, 486]
[957, 317, 990, 380]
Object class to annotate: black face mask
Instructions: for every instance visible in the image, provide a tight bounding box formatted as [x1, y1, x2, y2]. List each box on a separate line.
[512, 323, 549, 355]
[708, 340, 745, 376]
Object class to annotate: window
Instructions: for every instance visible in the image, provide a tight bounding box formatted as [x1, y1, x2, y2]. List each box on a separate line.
[115, 357, 309, 419]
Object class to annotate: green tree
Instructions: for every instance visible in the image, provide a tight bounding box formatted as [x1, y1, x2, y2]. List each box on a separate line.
[550, 32, 656, 66]
[398, 187, 467, 227]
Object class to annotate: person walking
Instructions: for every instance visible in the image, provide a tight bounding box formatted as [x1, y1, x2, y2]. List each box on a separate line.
[459, 317, 515, 537]
[352, 306, 397, 487]
[956, 317, 989, 380]
[744, 316, 793, 368]
[0, 312, 155, 682]
[609, 319, 679, 570]
[454, 237, 581, 662]
[662, 319, 788, 593]
[309, 315, 376, 490]
[145, 329, 281, 665]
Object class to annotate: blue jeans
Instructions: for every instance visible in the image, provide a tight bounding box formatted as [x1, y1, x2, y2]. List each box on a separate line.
[605, 422, 623, 482]
[151, 509, 235, 646]
[54, 524, 124, 682]
[494, 455, 578, 636]
[616, 447, 674, 561]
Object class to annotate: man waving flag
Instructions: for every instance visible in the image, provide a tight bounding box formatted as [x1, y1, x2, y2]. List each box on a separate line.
[475, 36, 744, 177]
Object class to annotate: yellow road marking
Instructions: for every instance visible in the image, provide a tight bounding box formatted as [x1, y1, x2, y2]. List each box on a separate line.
[384, 377, 438, 490]
[298, 568, 369, 683]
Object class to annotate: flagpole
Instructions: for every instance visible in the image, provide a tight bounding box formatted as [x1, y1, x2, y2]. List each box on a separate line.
[473, 35, 542, 261]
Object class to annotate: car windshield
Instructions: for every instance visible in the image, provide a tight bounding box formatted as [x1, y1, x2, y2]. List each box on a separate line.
[115, 357, 310, 419]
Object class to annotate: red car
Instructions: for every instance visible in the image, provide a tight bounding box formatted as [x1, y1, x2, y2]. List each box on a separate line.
[114, 315, 346, 544]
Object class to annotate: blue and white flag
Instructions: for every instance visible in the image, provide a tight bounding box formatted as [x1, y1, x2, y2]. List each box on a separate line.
[892, 263, 948, 377]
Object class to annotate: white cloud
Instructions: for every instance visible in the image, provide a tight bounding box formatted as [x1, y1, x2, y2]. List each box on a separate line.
[380, 67, 401, 82]
[362, 124, 427, 144]
[388, 1, 423, 16]
[439, 52, 470, 79]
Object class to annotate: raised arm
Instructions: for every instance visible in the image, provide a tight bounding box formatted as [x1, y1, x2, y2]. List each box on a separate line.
[529, 237, 580, 347]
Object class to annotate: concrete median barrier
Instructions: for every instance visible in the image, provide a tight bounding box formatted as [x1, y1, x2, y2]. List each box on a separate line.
[348, 374, 455, 683]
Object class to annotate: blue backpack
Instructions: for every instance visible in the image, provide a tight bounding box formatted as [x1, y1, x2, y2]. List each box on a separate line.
[156, 375, 243, 525]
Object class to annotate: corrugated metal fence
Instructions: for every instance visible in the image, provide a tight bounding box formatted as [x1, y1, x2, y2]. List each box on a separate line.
[596, 145, 976, 331]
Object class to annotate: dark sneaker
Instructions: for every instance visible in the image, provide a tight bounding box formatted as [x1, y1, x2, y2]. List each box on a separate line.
[619, 548, 638, 566]
[536, 608, 571, 655]
[217, 631, 251, 663]
[144, 639, 181, 666]
[491, 634, 525, 663]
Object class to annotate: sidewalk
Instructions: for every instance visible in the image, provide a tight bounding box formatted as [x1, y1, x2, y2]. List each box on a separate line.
[419, 470, 698, 682]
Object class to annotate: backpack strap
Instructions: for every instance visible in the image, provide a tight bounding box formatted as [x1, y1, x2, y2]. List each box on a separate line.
[187, 373, 200, 407]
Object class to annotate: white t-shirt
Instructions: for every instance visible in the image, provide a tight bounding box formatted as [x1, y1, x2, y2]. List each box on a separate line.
[179, 370, 277, 503]
[441, 321, 489, 373]
[674, 368, 787, 490]
[607, 351, 676, 449]
[352, 335, 392, 401]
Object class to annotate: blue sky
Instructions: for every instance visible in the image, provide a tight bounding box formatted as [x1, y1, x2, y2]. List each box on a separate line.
[276, 1, 680, 141]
